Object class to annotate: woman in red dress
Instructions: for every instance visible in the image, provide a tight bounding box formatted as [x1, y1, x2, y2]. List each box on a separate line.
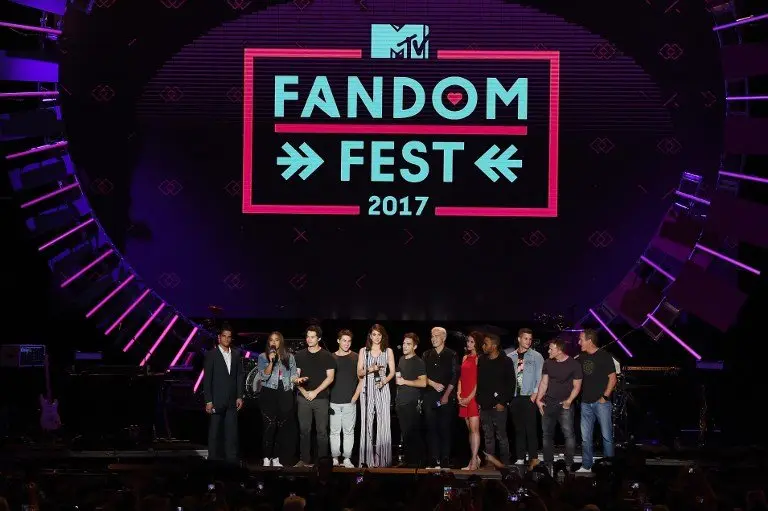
[458, 331, 482, 470]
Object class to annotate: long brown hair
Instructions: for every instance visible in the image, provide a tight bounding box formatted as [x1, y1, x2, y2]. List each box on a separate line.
[268, 331, 290, 366]
[365, 324, 389, 351]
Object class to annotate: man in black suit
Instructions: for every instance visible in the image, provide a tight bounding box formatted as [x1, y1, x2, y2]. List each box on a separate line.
[203, 323, 244, 463]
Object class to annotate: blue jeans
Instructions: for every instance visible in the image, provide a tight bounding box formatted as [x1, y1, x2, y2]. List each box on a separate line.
[580, 401, 614, 469]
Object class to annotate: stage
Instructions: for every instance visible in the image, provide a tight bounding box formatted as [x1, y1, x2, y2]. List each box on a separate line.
[6, 442, 763, 476]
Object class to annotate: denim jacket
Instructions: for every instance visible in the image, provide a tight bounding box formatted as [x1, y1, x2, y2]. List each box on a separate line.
[257, 352, 297, 391]
[505, 347, 544, 396]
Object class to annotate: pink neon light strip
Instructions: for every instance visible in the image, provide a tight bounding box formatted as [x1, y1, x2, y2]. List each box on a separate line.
[0, 91, 59, 99]
[6, 140, 68, 160]
[184, 352, 195, 365]
[695, 243, 761, 275]
[713, 12, 768, 31]
[674, 190, 711, 206]
[646, 314, 702, 360]
[434, 49, 560, 218]
[139, 314, 179, 366]
[0, 21, 62, 35]
[274, 124, 528, 136]
[193, 369, 205, 393]
[21, 182, 79, 209]
[123, 303, 166, 352]
[169, 327, 199, 368]
[242, 48, 364, 216]
[60, 249, 114, 288]
[719, 171, 768, 185]
[588, 308, 633, 357]
[244, 204, 360, 215]
[86, 274, 135, 318]
[244, 48, 362, 58]
[39, 218, 95, 251]
[726, 95, 768, 101]
[105, 288, 151, 335]
[640, 255, 676, 281]
[435, 206, 557, 217]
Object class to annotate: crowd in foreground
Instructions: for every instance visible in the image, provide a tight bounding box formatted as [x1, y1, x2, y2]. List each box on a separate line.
[2, 455, 767, 511]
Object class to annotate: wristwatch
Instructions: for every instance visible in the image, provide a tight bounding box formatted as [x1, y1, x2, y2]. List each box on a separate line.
[602, 394, 611, 401]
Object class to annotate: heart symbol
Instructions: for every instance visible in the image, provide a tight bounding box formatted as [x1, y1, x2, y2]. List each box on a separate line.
[446, 92, 463, 106]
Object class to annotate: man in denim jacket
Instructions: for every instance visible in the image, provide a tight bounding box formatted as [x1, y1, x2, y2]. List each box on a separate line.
[505, 328, 544, 465]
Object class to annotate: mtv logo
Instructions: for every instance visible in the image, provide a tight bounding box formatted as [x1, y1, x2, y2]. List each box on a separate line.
[371, 24, 430, 59]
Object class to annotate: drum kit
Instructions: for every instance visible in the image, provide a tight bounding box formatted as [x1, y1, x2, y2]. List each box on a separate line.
[239, 331, 268, 400]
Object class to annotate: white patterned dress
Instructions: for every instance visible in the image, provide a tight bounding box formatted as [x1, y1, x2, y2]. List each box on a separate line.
[358, 348, 392, 467]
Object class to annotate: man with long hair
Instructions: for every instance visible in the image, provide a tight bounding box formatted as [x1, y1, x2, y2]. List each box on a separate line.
[203, 323, 245, 464]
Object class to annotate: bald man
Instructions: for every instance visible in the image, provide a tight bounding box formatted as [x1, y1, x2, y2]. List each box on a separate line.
[422, 326, 459, 469]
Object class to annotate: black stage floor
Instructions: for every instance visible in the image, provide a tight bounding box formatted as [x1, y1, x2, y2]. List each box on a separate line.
[7, 441, 763, 479]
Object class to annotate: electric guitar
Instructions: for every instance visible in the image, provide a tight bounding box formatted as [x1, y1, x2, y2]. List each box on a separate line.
[39, 353, 61, 431]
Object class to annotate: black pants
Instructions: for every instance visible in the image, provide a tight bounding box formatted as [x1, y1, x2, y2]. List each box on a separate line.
[480, 407, 511, 464]
[297, 396, 330, 463]
[396, 401, 423, 465]
[260, 384, 295, 460]
[423, 401, 455, 465]
[510, 396, 538, 461]
[208, 405, 238, 463]
[542, 402, 575, 465]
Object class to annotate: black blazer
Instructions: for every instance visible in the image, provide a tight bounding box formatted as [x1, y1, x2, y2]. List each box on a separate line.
[202, 346, 245, 409]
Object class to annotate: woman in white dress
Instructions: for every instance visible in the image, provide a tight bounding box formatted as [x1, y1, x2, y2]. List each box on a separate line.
[357, 323, 396, 467]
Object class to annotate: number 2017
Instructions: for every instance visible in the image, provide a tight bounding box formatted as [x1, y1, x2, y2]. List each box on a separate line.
[368, 196, 429, 216]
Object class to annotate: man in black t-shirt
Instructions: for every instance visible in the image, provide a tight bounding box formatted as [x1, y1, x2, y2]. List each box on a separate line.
[330, 329, 363, 468]
[477, 334, 515, 465]
[422, 326, 459, 469]
[395, 333, 427, 466]
[294, 325, 336, 466]
[576, 329, 617, 472]
[536, 338, 582, 468]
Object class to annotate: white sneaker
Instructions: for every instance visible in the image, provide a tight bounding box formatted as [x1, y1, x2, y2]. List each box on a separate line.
[263, 457, 271, 467]
[332, 458, 339, 466]
[342, 458, 355, 468]
[515, 460, 526, 465]
[576, 467, 592, 473]
[271, 458, 283, 467]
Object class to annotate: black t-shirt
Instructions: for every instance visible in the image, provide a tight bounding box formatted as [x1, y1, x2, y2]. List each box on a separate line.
[543, 357, 583, 404]
[294, 348, 336, 399]
[331, 352, 359, 403]
[396, 355, 426, 406]
[579, 349, 616, 403]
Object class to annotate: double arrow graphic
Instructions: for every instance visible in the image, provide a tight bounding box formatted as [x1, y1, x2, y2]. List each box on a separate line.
[474, 144, 522, 183]
[278, 142, 324, 181]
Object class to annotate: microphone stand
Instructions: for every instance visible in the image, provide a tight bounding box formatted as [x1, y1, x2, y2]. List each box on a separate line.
[361, 348, 370, 467]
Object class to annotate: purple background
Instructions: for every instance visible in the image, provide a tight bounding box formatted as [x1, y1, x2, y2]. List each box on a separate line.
[62, 0, 724, 320]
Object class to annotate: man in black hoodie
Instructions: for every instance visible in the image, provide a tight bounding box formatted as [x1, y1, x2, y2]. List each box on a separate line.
[476, 333, 516, 465]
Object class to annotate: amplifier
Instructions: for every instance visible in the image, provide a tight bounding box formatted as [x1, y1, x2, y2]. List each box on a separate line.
[0, 344, 45, 368]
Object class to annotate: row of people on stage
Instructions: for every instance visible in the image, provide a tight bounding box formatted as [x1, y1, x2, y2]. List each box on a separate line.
[203, 323, 618, 473]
